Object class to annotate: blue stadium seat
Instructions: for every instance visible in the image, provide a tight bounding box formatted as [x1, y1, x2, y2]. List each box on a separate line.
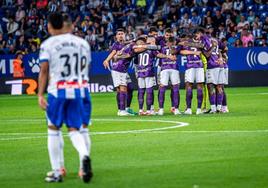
[258, 5, 268, 12]
[247, 5, 255, 11]
[180, 7, 189, 14]
[260, 12, 267, 21]
[190, 7, 198, 13]
[201, 7, 208, 15]
[245, 0, 253, 5]
[213, 6, 221, 12]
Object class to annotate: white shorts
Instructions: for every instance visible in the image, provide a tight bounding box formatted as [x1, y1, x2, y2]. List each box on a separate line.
[206, 68, 225, 85]
[160, 69, 180, 86]
[224, 68, 229, 85]
[138, 77, 156, 89]
[185, 68, 205, 83]
[111, 70, 128, 88]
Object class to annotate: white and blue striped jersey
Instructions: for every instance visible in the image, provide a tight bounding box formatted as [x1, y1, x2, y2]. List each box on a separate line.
[39, 33, 91, 99]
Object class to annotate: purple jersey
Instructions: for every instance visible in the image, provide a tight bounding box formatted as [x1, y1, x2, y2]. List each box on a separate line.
[136, 50, 157, 78]
[201, 36, 221, 69]
[201, 35, 212, 51]
[218, 41, 228, 68]
[208, 38, 221, 69]
[156, 36, 166, 47]
[159, 46, 181, 71]
[110, 41, 124, 52]
[112, 43, 134, 73]
[223, 52, 228, 68]
[182, 39, 203, 69]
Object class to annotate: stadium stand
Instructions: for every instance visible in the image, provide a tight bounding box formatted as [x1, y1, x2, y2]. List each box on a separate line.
[0, 0, 267, 54]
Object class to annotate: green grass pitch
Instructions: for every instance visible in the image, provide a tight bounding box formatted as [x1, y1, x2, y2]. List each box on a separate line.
[0, 87, 268, 188]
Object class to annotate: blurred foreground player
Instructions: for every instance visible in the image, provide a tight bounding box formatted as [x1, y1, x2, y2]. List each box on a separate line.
[46, 13, 93, 179]
[38, 12, 92, 183]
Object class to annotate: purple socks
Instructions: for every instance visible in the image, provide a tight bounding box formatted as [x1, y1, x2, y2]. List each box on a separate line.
[119, 91, 127, 110]
[158, 86, 166, 109]
[146, 87, 154, 111]
[127, 83, 133, 108]
[138, 88, 145, 110]
[172, 85, 179, 109]
[186, 87, 193, 109]
[116, 92, 120, 110]
[197, 87, 203, 109]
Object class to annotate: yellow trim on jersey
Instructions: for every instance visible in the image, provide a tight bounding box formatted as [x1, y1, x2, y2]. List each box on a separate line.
[201, 53, 209, 110]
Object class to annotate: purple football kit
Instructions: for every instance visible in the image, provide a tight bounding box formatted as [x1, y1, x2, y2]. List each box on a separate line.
[158, 45, 181, 110]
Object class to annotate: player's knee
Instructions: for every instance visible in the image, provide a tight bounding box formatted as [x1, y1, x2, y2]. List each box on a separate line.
[68, 127, 79, 132]
[120, 85, 127, 92]
[217, 85, 223, 93]
[82, 124, 88, 128]
[208, 85, 214, 94]
[186, 84, 192, 91]
[197, 84, 203, 90]
[48, 125, 59, 130]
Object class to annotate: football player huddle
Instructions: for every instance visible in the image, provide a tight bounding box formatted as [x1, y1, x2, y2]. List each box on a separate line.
[103, 27, 229, 116]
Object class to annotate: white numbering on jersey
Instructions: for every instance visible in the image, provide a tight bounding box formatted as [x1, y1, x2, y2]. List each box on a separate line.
[138, 53, 149, 67]
[190, 47, 198, 59]
[211, 40, 219, 56]
[60, 53, 87, 77]
[165, 49, 171, 56]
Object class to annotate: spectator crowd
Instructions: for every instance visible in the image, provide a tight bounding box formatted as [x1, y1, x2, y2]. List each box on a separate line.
[0, 0, 267, 55]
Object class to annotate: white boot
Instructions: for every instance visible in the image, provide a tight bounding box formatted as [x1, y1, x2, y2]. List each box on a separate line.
[184, 108, 192, 115]
[158, 108, 164, 116]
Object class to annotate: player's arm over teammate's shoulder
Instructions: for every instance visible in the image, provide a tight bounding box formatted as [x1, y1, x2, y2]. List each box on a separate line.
[180, 49, 201, 56]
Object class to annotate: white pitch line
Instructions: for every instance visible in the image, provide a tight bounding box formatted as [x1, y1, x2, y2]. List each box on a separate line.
[0, 119, 189, 140]
[1, 118, 268, 141]
[1, 129, 268, 137]
[1, 129, 268, 141]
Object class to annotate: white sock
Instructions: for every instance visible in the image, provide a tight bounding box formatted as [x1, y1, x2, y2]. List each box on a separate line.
[211, 105, 216, 111]
[59, 130, 64, 168]
[69, 131, 88, 169]
[79, 127, 91, 169]
[47, 129, 61, 175]
[79, 127, 91, 156]
[217, 105, 222, 111]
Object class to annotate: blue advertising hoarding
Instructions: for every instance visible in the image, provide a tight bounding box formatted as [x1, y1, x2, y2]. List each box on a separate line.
[0, 47, 268, 78]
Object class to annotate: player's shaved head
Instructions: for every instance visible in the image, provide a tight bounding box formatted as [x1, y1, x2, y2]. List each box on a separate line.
[62, 13, 72, 25]
[62, 13, 73, 33]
